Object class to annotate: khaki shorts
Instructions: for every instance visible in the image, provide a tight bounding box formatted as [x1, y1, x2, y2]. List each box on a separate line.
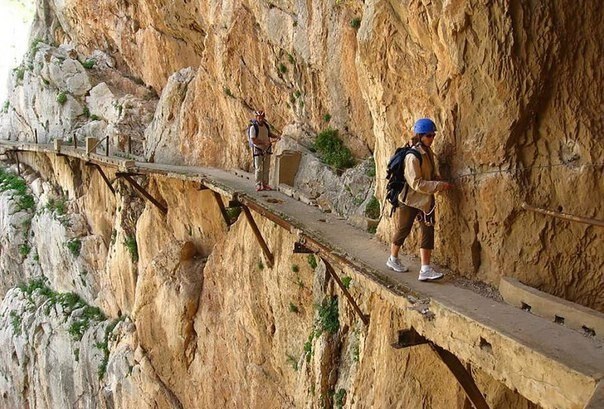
[391, 204, 434, 249]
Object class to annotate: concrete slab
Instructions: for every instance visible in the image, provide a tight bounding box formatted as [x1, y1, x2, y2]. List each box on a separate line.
[500, 276, 604, 341]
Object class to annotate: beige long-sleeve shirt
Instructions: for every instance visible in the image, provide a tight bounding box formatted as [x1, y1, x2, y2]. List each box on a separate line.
[400, 143, 446, 213]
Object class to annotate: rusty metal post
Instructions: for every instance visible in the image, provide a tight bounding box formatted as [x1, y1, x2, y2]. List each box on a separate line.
[323, 259, 370, 325]
[105, 138, 109, 156]
[242, 205, 274, 267]
[34, 129, 38, 144]
[128, 134, 132, 154]
[73, 134, 77, 148]
[212, 191, 231, 226]
[87, 163, 115, 195]
[15, 152, 20, 176]
[117, 173, 167, 214]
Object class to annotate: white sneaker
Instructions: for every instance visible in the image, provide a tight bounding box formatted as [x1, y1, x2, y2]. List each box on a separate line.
[386, 257, 408, 272]
[418, 266, 444, 281]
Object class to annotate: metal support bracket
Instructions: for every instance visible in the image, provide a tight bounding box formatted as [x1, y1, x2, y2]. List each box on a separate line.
[242, 205, 274, 267]
[116, 172, 167, 214]
[391, 328, 431, 349]
[86, 163, 115, 195]
[392, 328, 490, 409]
[323, 259, 370, 326]
[212, 191, 231, 226]
[293, 241, 315, 254]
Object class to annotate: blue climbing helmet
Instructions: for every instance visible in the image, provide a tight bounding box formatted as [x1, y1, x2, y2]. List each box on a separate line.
[413, 118, 437, 134]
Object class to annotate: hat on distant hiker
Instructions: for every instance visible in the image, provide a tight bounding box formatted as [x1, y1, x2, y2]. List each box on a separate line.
[254, 110, 266, 118]
[413, 118, 436, 134]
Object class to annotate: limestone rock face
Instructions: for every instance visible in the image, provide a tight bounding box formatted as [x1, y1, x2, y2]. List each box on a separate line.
[0, 43, 156, 156]
[144, 68, 196, 164]
[13, 0, 600, 311]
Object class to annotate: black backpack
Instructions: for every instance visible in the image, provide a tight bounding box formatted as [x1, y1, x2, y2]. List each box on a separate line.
[385, 146, 422, 216]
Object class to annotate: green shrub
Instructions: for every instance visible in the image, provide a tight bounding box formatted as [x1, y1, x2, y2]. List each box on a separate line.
[226, 206, 241, 223]
[90, 114, 101, 121]
[81, 59, 95, 69]
[352, 338, 360, 362]
[257, 260, 264, 271]
[313, 128, 355, 170]
[286, 353, 298, 370]
[366, 157, 376, 177]
[123, 236, 138, 262]
[367, 224, 377, 234]
[18, 243, 31, 257]
[82, 106, 90, 118]
[323, 113, 331, 123]
[13, 66, 25, 82]
[9, 311, 22, 335]
[307, 254, 317, 269]
[0, 168, 35, 212]
[334, 389, 347, 408]
[317, 296, 339, 334]
[56, 92, 68, 105]
[278, 63, 287, 74]
[350, 17, 361, 29]
[2, 100, 9, 113]
[304, 332, 314, 362]
[223, 87, 234, 98]
[341, 276, 352, 289]
[365, 196, 380, 219]
[291, 264, 299, 273]
[97, 317, 125, 379]
[66, 239, 82, 257]
[289, 302, 299, 313]
[46, 196, 67, 215]
[17, 278, 50, 297]
[30, 38, 43, 54]
[294, 90, 301, 98]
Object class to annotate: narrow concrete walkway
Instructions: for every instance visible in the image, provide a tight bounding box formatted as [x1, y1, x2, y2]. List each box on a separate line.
[2, 140, 603, 409]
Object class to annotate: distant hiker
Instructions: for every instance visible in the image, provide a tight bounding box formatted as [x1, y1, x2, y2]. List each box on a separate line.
[248, 110, 281, 191]
[385, 118, 454, 281]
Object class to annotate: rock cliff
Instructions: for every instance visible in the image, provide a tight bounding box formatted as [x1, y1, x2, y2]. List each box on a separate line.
[0, 0, 602, 407]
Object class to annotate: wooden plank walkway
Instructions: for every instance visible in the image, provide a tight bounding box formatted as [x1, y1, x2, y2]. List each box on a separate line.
[2, 140, 603, 409]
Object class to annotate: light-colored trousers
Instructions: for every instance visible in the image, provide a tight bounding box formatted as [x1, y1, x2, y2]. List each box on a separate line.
[254, 154, 271, 185]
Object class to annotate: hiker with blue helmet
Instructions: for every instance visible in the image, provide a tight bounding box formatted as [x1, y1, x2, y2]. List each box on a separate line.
[249, 110, 281, 191]
[386, 118, 454, 281]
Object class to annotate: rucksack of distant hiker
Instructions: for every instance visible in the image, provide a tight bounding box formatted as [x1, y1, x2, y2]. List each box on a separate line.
[247, 119, 271, 155]
[385, 145, 422, 216]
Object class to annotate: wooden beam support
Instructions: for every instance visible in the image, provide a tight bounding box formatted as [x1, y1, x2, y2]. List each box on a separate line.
[117, 173, 167, 214]
[86, 163, 115, 195]
[323, 259, 370, 326]
[242, 205, 274, 268]
[430, 344, 491, 409]
[212, 191, 231, 226]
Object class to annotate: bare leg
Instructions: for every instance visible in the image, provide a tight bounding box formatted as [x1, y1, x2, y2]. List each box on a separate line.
[420, 248, 432, 265]
[391, 243, 400, 258]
